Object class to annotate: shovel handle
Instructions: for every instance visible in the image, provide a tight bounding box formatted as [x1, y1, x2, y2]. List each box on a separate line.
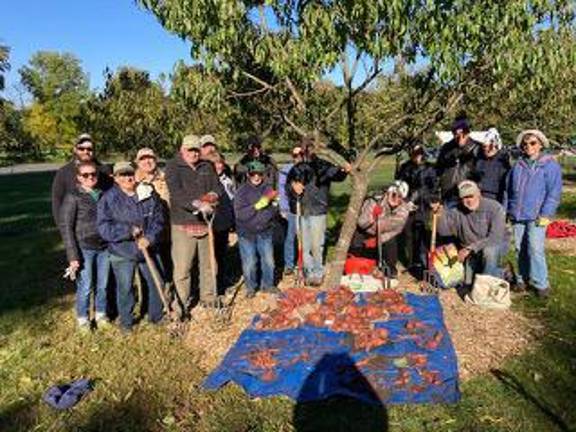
[142, 247, 169, 311]
[430, 212, 438, 253]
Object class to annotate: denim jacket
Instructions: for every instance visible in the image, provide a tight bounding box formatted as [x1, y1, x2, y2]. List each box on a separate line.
[97, 185, 165, 261]
[506, 155, 562, 222]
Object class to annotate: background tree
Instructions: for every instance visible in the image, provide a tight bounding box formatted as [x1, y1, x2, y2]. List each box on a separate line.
[87, 66, 171, 158]
[140, 0, 575, 287]
[19, 51, 89, 153]
[0, 44, 10, 93]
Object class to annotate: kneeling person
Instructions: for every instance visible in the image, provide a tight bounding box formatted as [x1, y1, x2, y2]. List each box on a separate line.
[234, 161, 280, 298]
[432, 180, 506, 283]
[351, 181, 412, 286]
[97, 162, 166, 333]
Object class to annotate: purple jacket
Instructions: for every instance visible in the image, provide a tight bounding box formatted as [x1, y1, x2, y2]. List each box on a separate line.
[278, 163, 293, 214]
[234, 181, 279, 238]
[506, 155, 562, 222]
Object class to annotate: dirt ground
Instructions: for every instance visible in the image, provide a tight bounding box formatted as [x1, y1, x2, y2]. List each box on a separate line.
[184, 268, 539, 382]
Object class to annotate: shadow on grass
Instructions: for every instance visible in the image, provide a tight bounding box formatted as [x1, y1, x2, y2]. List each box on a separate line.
[490, 369, 571, 432]
[293, 353, 388, 432]
[0, 399, 38, 432]
[79, 393, 161, 432]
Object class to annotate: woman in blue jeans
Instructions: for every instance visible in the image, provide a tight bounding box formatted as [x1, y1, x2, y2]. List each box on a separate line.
[234, 161, 280, 298]
[97, 161, 166, 332]
[60, 161, 110, 333]
[507, 130, 562, 298]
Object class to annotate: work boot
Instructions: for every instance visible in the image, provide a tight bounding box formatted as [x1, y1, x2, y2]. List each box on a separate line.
[262, 286, 281, 295]
[536, 288, 550, 299]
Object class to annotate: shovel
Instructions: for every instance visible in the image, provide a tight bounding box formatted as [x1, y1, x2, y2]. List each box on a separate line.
[295, 198, 305, 287]
[142, 246, 170, 314]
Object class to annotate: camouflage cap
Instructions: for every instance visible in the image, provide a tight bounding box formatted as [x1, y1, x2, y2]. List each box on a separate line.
[247, 160, 266, 173]
[113, 161, 135, 175]
[181, 134, 201, 150]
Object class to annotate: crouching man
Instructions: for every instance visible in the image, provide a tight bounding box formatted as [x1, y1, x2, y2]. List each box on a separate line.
[351, 181, 413, 287]
[431, 180, 506, 284]
[97, 162, 165, 333]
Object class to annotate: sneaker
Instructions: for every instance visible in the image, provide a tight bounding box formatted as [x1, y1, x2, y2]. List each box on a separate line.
[262, 286, 281, 295]
[119, 326, 133, 336]
[78, 323, 91, 335]
[95, 319, 112, 330]
[306, 277, 323, 287]
[536, 288, 550, 299]
[511, 281, 527, 292]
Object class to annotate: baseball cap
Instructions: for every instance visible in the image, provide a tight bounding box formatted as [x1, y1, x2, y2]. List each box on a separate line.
[292, 146, 303, 156]
[458, 180, 480, 198]
[200, 134, 216, 147]
[76, 133, 93, 146]
[182, 134, 201, 150]
[113, 161, 135, 175]
[135, 147, 156, 161]
[247, 160, 266, 174]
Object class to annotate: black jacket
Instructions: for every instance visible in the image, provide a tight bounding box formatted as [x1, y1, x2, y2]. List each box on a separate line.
[165, 153, 224, 225]
[473, 150, 511, 204]
[234, 181, 278, 238]
[396, 160, 439, 218]
[51, 159, 112, 226]
[436, 137, 481, 201]
[286, 156, 347, 216]
[60, 187, 106, 262]
[234, 153, 278, 187]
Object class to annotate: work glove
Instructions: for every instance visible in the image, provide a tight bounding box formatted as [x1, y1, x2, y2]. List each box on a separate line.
[536, 217, 551, 227]
[363, 237, 378, 249]
[200, 192, 219, 205]
[254, 196, 271, 210]
[265, 189, 278, 201]
[372, 205, 383, 219]
[192, 200, 214, 215]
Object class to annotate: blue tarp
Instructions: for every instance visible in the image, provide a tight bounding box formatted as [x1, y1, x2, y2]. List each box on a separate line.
[203, 293, 460, 405]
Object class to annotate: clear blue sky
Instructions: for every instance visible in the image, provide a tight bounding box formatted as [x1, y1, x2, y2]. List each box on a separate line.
[1, 0, 191, 100]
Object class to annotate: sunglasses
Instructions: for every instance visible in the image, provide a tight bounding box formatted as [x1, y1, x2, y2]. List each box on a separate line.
[248, 171, 263, 176]
[78, 172, 97, 179]
[186, 148, 200, 153]
[76, 146, 94, 152]
[521, 140, 540, 147]
[117, 172, 135, 178]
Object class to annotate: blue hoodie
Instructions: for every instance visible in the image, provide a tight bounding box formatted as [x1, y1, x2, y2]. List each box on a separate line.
[506, 154, 562, 222]
[97, 185, 165, 261]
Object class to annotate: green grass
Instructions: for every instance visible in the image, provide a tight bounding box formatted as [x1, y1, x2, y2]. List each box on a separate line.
[0, 167, 575, 431]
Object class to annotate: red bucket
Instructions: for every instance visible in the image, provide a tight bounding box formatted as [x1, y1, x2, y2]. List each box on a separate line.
[344, 255, 377, 275]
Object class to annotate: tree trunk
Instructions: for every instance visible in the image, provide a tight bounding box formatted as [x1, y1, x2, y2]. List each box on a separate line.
[323, 172, 369, 289]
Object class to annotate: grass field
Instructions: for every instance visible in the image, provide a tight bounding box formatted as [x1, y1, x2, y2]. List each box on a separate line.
[0, 166, 575, 432]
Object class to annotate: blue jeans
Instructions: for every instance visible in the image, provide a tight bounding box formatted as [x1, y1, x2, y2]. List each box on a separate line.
[109, 254, 164, 330]
[76, 248, 110, 323]
[238, 231, 275, 293]
[464, 244, 504, 284]
[513, 221, 548, 290]
[283, 212, 297, 270]
[301, 214, 327, 280]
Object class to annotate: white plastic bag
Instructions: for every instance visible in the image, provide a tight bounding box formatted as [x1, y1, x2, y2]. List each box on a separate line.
[466, 274, 511, 310]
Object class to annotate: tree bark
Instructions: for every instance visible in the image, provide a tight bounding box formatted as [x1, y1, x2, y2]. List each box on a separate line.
[323, 172, 369, 289]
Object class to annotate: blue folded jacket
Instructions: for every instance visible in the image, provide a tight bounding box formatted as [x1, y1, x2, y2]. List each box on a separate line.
[43, 378, 93, 410]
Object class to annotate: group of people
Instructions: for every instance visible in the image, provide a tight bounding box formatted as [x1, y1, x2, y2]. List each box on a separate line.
[52, 133, 349, 333]
[52, 115, 562, 333]
[351, 117, 562, 299]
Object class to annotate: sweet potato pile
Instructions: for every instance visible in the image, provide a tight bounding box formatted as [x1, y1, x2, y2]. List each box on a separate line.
[254, 286, 415, 352]
[246, 348, 279, 381]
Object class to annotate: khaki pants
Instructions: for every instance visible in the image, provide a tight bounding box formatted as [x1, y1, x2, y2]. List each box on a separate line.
[171, 225, 215, 312]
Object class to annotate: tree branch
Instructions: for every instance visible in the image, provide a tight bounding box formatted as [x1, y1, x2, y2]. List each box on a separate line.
[285, 77, 306, 112]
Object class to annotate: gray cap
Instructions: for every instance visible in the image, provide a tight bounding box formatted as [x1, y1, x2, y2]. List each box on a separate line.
[516, 129, 549, 148]
[182, 134, 201, 150]
[458, 180, 480, 198]
[113, 161, 135, 175]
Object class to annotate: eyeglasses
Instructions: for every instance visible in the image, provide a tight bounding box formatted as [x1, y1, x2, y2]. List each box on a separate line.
[117, 172, 135, 178]
[186, 149, 200, 153]
[521, 140, 540, 147]
[76, 146, 94, 152]
[248, 172, 263, 177]
[78, 172, 97, 179]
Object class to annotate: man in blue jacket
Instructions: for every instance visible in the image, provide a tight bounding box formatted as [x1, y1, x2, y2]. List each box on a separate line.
[506, 129, 562, 298]
[97, 161, 165, 333]
[286, 138, 351, 286]
[234, 161, 280, 298]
